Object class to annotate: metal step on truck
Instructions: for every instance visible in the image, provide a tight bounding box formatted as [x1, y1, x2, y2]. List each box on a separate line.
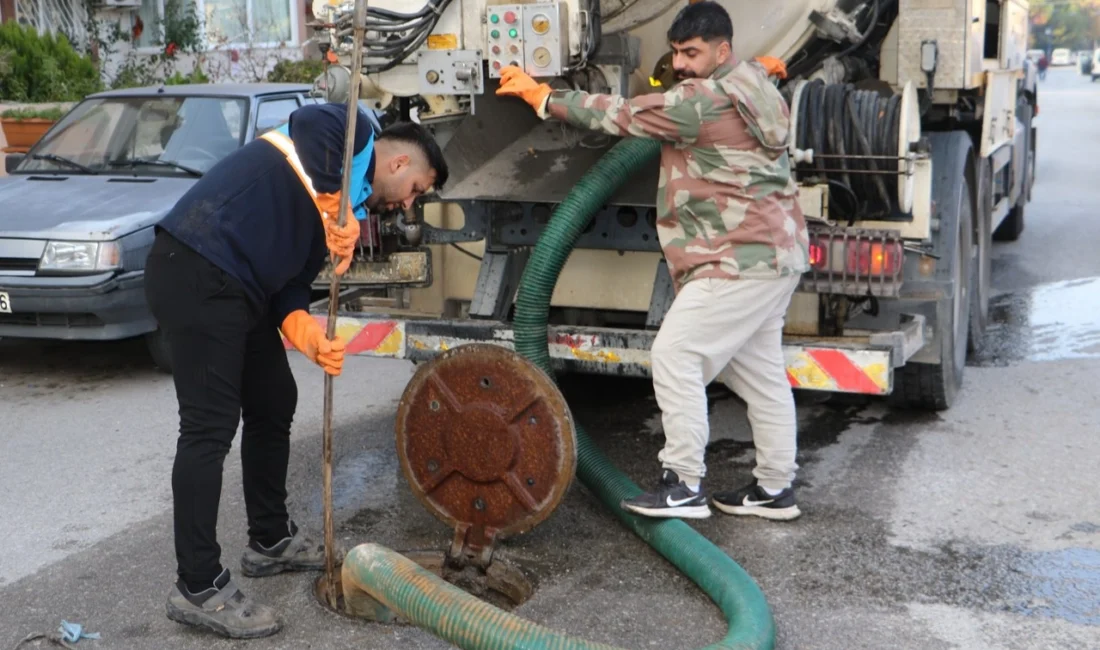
[299, 0, 1037, 411]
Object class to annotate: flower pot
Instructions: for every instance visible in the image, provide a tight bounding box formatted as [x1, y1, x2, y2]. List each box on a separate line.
[1, 118, 55, 150]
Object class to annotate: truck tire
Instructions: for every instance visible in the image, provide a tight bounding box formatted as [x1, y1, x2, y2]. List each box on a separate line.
[993, 103, 1032, 241]
[892, 162, 974, 411]
[969, 157, 992, 353]
[145, 328, 173, 374]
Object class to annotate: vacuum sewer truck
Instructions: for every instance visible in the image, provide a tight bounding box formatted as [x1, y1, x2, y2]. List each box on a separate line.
[304, 0, 1037, 411]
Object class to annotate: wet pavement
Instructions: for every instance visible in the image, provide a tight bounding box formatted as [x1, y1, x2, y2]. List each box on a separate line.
[973, 276, 1100, 366]
[2, 67, 1100, 649]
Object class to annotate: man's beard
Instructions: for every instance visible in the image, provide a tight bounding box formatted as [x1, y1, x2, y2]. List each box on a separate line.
[674, 70, 696, 80]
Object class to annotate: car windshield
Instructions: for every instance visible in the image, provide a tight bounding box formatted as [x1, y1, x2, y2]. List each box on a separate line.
[16, 95, 247, 175]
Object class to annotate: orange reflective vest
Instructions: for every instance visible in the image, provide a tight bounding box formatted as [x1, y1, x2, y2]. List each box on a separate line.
[260, 130, 330, 219]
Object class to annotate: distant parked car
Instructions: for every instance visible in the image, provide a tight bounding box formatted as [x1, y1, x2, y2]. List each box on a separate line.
[1051, 48, 1072, 66]
[0, 83, 315, 371]
[1079, 51, 1094, 75]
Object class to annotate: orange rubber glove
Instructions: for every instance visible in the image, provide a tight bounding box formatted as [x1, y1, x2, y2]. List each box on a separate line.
[755, 56, 788, 80]
[495, 66, 552, 112]
[316, 192, 360, 275]
[281, 310, 346, 376]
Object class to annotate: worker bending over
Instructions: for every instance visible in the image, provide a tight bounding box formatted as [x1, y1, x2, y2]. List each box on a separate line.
[144, 101, 448, 639]
[497, 1, 808, 521]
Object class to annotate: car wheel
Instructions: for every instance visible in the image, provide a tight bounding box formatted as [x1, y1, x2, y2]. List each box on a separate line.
[146, 328, 173, 374]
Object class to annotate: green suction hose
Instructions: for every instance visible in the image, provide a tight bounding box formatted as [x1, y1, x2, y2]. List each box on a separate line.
[512, 137, 776, 649]
[342, 137, 776, 650]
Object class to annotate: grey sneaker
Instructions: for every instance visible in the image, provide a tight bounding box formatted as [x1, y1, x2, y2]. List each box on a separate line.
[165, 569, 280, 639]
[240, 522, 328, 578]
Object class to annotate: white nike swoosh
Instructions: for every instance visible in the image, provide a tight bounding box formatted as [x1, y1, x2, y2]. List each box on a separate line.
[666, 494, 699, 507]
[743, 498, 774, 507]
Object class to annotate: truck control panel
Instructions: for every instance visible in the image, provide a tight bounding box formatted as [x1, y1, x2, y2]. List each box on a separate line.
[486, 2, 569, 78]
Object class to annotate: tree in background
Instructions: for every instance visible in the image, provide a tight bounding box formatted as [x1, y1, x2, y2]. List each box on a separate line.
[1030, 0, 1100, 51]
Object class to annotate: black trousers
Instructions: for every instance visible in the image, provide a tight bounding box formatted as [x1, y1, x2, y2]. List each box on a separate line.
[145, 229, 298, 589]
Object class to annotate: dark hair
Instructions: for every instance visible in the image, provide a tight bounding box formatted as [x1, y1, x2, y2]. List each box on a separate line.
[378, 122, 449, 191]
[667, 1, 733, 45]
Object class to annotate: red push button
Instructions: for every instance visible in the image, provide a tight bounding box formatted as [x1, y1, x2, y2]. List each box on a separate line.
[492, 61, 501, 70]
[504, 10, 516, 23]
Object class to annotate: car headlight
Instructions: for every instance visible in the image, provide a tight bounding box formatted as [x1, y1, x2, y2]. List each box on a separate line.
[39, 241, 121, 273]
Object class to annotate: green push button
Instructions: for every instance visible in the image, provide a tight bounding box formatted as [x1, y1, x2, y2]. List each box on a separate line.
[490, 13, 499, 23]
[508, 28, 518, 38]
[490, 29, 499, 38]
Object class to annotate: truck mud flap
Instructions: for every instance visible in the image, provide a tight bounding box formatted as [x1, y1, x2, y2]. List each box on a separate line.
[285, 312, 912, 396]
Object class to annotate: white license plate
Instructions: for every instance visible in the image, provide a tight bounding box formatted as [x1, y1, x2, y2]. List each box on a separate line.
[0, 291, 10, 314]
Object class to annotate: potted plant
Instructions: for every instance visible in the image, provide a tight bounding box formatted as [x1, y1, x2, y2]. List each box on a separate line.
[1, 106, 66, 153]
[0, 22, 99, 152]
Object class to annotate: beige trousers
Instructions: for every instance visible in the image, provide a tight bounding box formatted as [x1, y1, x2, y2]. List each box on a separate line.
[651, 275, 801, 491]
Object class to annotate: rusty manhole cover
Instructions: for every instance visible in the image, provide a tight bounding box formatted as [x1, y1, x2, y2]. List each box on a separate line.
[395, 343, 577, 546]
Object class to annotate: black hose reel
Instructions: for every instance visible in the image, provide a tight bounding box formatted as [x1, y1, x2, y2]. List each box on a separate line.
[790, 78, 915, 223]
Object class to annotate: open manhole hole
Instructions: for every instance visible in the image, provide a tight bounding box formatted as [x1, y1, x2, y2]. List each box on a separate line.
[313, 550, 534, 621]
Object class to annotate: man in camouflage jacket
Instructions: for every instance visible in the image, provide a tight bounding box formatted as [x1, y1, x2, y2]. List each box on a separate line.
[498, 1, 808, 521]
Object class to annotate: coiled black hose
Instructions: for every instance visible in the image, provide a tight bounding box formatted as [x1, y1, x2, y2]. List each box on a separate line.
[332, 0, 455, 72]
[586, 0, 602, 59]
[795, 79, 901, 220]
[837, 0, 880, 58]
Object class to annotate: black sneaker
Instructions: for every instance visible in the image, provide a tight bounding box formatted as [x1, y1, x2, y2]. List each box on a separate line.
[620, 469, 711, 519]
[712, 480, 801, 521]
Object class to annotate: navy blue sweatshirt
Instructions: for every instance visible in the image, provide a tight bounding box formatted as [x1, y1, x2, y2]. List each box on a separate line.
[158, 102, 380, 325]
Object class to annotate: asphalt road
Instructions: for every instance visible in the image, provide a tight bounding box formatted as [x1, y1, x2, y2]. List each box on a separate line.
[2, 66, 1099, 649]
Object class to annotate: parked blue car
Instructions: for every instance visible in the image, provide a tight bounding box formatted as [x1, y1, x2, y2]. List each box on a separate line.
[0, 82, 317, 371]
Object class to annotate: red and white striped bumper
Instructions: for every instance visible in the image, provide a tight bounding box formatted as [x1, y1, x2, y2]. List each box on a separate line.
[783, 347, 891, 394]
[284, 314, 906, 396]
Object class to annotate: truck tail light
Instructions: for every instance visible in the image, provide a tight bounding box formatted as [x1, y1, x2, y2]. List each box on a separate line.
[809, 241, 828, 269]
[802, 229, 905, 298]
[848, 240, 902, 276]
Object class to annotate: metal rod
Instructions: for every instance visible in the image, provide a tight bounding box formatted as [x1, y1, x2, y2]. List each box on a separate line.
[321, 0, 367, 609]
[810, 153, 909, 161]
[799, 168, 912, 176]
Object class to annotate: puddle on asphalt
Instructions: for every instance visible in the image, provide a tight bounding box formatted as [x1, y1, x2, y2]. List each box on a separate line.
[1010, 547, 1100, 626]
[973, 277, 1100, 366]
[703, 399, 887, 474]
[310, 449, 398, 518]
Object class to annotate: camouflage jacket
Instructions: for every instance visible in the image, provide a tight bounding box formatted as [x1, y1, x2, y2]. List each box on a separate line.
[542, 59, 810, 291]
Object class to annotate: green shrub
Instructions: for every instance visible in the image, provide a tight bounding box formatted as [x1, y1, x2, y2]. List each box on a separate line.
[1, 106, 66, 120]
[0, 22, 102, 102]
[266, 59, 326, 84]
[109, 57, 160, 90]
[164, 66, 211, 85]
